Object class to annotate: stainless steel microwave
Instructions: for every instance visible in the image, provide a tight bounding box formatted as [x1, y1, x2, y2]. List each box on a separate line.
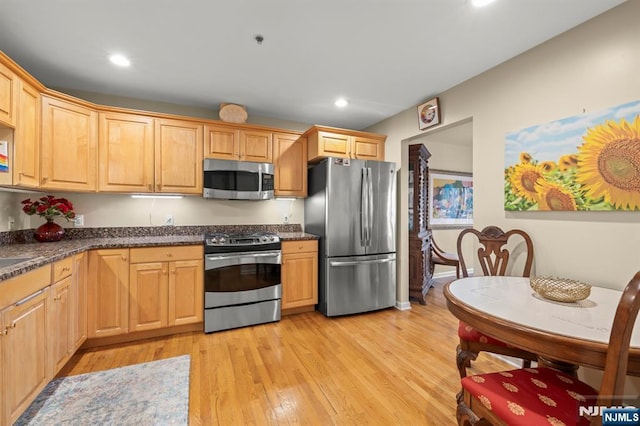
[203, 159, 274, 200]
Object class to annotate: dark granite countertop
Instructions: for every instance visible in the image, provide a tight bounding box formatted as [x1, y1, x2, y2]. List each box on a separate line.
[0, 226, 318, 283]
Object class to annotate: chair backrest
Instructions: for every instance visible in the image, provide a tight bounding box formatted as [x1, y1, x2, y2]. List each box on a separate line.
[456, 225, 534, 277]
[598, 271, 640, 407]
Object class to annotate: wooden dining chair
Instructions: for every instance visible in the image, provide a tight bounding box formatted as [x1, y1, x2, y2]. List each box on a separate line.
[457, 271, 640, 426]
[455, 226, 538, 379]
[430, 237, 461, 279]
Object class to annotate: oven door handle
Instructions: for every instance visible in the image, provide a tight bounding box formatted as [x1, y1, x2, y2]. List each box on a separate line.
[205, 251, 282, 268]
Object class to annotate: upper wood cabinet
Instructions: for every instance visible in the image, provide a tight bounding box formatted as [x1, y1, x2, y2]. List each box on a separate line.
[204, 124, 273, 163]
[98, 111, 154, 192]
[41, 95, 98, 191]
[0, 61, 17, 127]
[13, 79, 41, 188]
[305, 125, 386, 163]
[155, 118, 203, 194]
[273, 133, 307, 197]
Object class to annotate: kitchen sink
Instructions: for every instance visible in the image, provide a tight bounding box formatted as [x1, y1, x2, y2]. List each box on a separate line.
[0, 257, 35, 268]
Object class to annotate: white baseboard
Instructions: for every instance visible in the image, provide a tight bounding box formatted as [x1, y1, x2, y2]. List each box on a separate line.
[395, 301, 411, 311]
[433, 268, 473, 279]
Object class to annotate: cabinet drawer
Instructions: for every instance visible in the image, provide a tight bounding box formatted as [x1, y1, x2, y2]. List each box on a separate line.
[52, 256, 73, 282]
[282, 240, 318, 254]
[0, 265, 51, 308]
[129, 245, 202, 263]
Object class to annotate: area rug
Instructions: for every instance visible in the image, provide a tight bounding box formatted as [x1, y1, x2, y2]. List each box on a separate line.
[15, 355, 190, 426]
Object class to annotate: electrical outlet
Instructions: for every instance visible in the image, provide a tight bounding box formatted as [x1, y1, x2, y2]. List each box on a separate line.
[283, 214, 289, 224]
[8, 216, 15, 229]
[164, 215, 174, 226]
[74, 215, 84, 227]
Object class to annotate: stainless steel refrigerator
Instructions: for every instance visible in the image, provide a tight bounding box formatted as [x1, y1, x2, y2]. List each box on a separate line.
[305, 157, 397, 316]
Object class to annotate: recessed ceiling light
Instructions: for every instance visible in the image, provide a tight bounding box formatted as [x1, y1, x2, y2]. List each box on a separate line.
[471, 0, 496, 7]
[335, 98, 348, 108]
[109, 54, 131, 67]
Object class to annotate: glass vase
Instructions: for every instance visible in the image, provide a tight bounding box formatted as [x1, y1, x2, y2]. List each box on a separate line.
[34, 219, 65, 242]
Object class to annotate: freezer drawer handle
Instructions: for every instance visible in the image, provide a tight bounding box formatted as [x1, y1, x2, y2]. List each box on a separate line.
[329, 258, 395, 267]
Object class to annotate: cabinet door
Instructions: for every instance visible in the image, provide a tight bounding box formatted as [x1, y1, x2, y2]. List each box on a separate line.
[168, 259, 203, 326]
[50, 276, 73, 374]
[13, 79, 40, 187]
[316, 131, 350, 158]
[204, 125, 239, 160]
[73, 251, 88, 350]
[273, 133, 307, 197]
[0, 62, 17, 127]
[352, 135, 385, 160]
[129, 262, 168, 332]
[88, 249, 129, 338]
[41, 96, 97, 191]
[155, 118, 203, 194]
[99, 111, 154, 192]
[2, 288, 49, 425]
[240, 129, 272, 162]
[281, 241, 318, 310]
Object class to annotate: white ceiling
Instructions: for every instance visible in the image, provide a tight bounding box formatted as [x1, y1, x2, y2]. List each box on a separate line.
[0, 0, 626, 130]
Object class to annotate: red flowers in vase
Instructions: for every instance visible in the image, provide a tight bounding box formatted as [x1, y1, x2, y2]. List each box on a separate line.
[21, 195, 76, 221]
[21, 195, 76, 242]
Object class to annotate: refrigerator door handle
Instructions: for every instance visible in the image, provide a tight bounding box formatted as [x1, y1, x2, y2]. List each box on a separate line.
[367, 167, 373, 246]
[360, 167, 367, 246]
[329, 258, 395, 267]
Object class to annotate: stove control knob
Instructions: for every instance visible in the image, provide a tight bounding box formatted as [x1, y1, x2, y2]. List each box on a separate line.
[219, 237, 226, 243]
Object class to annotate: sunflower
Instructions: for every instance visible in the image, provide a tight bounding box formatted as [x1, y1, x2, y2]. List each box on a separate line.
[558, 154, 578, 171]
[536, 180, 577, 211]
[540, 161, 557, 173]
[519, 152, 532, 164]
[509, 163, 544, 202]
[576, 116, 640, 210]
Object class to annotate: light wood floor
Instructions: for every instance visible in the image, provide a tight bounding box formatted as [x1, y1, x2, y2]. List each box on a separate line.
[59, 278, 512, 425]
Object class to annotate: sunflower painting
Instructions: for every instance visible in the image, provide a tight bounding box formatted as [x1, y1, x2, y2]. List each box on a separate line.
[505, 100, 640, 211]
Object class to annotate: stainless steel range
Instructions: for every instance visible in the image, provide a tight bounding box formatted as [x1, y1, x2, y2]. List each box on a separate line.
[204, 232, 282, 333]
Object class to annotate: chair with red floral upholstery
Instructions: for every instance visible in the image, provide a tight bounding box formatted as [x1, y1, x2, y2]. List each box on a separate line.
[457, 271, 640, 426]
[455, 226, 538, 379]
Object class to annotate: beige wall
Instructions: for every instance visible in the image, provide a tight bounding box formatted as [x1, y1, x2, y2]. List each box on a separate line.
[370, 0, 640, 306]
[40, 193, 304, 229]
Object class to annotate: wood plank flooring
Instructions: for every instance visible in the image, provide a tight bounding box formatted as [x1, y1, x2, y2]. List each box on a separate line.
[59, 278, 512, 425]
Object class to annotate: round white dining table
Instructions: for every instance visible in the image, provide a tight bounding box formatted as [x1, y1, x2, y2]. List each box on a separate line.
[444, 276, 640, 375]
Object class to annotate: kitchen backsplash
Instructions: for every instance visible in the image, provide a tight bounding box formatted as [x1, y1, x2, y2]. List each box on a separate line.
[0, 191, 305, 231]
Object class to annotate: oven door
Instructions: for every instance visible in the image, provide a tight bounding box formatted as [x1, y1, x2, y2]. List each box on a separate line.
[204, 250, 282, 308]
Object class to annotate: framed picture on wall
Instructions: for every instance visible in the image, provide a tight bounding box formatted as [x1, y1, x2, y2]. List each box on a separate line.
[417, 97, 441, 130]
[428, 169, 473, 229]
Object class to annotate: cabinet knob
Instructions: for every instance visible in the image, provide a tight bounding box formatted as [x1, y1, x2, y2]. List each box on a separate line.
[62, 266, 71, 272]
[53, 295, 62, 301]
[122, 256, 128, 261]
[166, 253, 173, 257]
[1, 327, 7, 336]
[41, 177, 48, 184]
[148, 184, 153, 191]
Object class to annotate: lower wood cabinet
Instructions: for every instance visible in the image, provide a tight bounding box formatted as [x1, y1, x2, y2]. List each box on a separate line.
[281, 240, 318, 313]
[88, 249, 130, 338]
[129, 246, 203, 332]
[50, 257, 74, 374]
[0, 266, 51, 426]
[72, 251, 88, 351]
